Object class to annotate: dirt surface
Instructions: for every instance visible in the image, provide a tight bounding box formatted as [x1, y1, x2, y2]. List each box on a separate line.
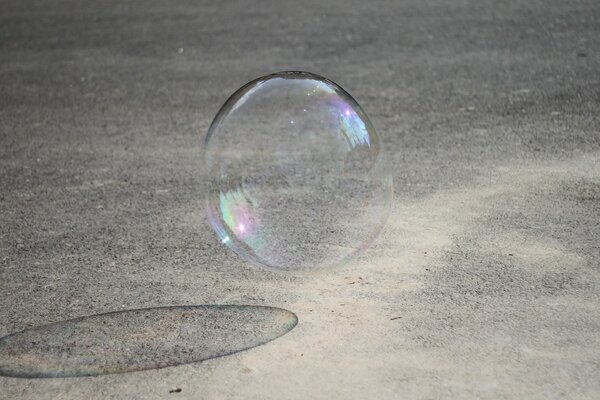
[1, 0, 599, 398]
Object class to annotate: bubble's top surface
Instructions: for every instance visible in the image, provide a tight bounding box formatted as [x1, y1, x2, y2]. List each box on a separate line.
[204, 71, 392, 272]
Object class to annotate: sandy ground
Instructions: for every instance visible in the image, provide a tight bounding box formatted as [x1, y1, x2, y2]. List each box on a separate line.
[1, 0, 599, 398]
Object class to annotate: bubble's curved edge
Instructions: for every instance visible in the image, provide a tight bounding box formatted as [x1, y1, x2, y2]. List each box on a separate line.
[204, 71, 349, 147]
[0, 305, 298, 379]
[206, 171, 394, 276]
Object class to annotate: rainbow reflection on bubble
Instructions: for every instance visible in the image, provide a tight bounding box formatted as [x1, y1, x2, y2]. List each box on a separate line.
[327, 97, 372, 150]
[217, 187, 264, 252]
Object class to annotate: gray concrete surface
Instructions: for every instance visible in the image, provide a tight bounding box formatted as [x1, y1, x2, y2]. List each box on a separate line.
[1, 0, 599, 398]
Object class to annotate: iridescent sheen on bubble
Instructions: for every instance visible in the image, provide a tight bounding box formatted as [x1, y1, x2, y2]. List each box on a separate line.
[204, 71, 392, 272]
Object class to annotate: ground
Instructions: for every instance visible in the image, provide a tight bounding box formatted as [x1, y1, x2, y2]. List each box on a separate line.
[1, 0, 599, 398]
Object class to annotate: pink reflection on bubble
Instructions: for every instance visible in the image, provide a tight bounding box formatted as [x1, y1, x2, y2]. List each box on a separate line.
[219, 188, 259, 244]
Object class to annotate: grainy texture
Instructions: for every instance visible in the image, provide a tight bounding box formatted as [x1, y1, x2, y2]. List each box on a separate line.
[0, 306, 297, 378]
[1, 0, 599, 398]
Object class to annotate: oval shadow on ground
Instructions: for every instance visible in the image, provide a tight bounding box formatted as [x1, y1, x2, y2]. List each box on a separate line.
[0, 305, 298, 378]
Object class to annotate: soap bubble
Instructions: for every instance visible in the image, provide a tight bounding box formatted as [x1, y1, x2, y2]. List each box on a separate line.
[204, 71, 392, 272]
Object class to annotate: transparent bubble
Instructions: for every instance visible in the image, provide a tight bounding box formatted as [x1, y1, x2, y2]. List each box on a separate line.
[204, 71, 392, 272]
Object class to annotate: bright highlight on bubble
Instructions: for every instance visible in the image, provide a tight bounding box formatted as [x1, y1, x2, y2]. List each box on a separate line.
[204, 71, 393, 272]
